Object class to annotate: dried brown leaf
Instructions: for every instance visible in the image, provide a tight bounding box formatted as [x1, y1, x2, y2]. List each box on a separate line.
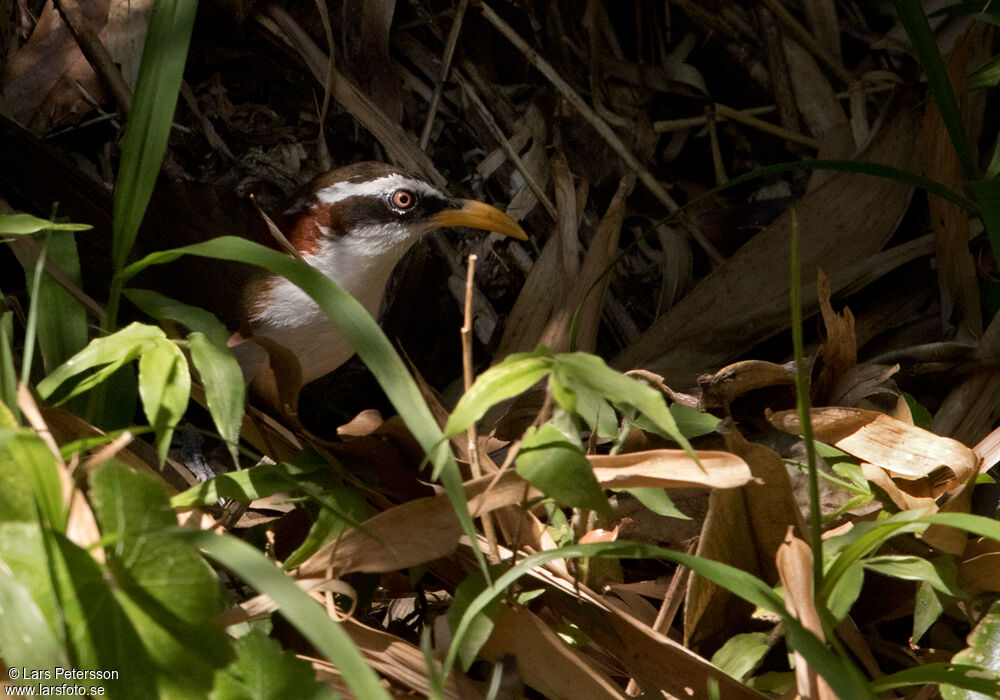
[776, 529, 835, 700]
[614, 93, 920, 384]
[588, 449, 753, 490]
[479, 604, 627, 700]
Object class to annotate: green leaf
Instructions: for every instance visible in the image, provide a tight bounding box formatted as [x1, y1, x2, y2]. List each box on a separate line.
[943, 599, 1000, 699]
[171, 463, 293, 506]
[111, 0, 198, 274]
[188, 331, 244, 465]
[711, 632, 769, 680]
[969, 52, 1000, 89]
[668, 403, 721, 438]
[124, 287, 232, 348]
[23, 231, 89, 374]
[283, 488, 368, 571]
[211, 627, 338, 700]
[47, 528, 157, 697]
[446, 567, 505, 671]
[0, 311, 17, 417]
[862, 554, 965, 598]
[970, 176, 1000, 270]
[123, 236, 491, 577]
[0, 523, 66, 672]
[0, 213, 92, 234]
[515, 423, 611, 516]
[37, 322, 165, 400]
[881, 663, 1000, 696]
[554, 353, 696, 456]
[445, 350, 554, 435]
[0, 429, 66, 531]
[623, 487, 690, 519]
[178, 530, 390, 700]
[90, 461, 232, 695]
[893, 0, 976, 179]
[137, 337, 191, 466]
[913, 580, 945, 644]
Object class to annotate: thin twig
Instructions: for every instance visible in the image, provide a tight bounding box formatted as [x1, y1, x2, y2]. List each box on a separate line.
[53, 0, 133, 114]
[419, 0, 469, 150]
[462, 254, 500, 563]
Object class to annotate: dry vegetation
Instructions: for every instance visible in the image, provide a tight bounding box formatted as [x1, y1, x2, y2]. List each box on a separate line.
[2, 1, 1000, 698]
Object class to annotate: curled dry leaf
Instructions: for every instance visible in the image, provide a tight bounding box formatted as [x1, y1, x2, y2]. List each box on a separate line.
[770, 406, 980, 552]
[776, 529, 836, 700]
[769, 406, 978, 481]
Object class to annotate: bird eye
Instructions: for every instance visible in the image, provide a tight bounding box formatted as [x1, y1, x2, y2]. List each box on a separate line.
[390, 189, 417, 210]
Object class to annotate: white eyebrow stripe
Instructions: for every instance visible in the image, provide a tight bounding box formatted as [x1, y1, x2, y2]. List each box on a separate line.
[315, 174, 445, 205]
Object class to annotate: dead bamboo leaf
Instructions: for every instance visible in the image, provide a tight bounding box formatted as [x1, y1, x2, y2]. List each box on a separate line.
[613, 93, 920, 384]
[685, 427, 808, 651]
[770, 406, 978, 481]
[588, 449, 752, 490]
[776, 528, 835, 700]
[479, 604, 627, 700]
[924, 26, 981, 339]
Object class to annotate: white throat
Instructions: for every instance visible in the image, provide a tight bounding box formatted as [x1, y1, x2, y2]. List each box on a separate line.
[249, 223, 423, 382]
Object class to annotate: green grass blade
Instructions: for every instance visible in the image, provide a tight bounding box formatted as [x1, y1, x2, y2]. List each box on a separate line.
[789, 209, 823, 590]
[893, 0, 977, 179]
[180, 529, 391, 700]
[108, 0, 197, 321]
[122, 236, 490, 577]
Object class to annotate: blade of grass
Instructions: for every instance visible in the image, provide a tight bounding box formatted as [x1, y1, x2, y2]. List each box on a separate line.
[789, 209, 823, 592]
[106, 0, 197, 329]
[120, 236, 491, 578]
[176, 529, 390, 700]
[893, 0, 977, 180]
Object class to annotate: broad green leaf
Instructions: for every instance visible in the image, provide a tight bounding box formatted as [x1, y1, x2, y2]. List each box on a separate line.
[446, 567, 505, 671]
[711, 632, 769, 680]
[623, 487, 690, 519]
[282, 488, 368, 571]
[171, 464, 293, 506]
[943, 599, 1000, 699]
[188, 331, 244, 465]
[913, 580, 945, 644]
[178, 530, 390, 700]
[47, 528, 157, 697]
[515, 423, 611, 516]
[37, 322, 165, 400]
[554, 353, 696, 456]
[0, 312, 16, 416]
[125, 287, 231, 348]
[0, 523, 65, 672]
[210, 627, 337, 700]
[819, 511, 931, 604]
[862, 554, 965, 597]
[573, 381, 619, 438]
[90, 462, 231, 694]
[137, 337, 190, 466]
[0, 213, 92, 234]
[122, 236, 490, 577]
[668, 403, 721, 438]
[25, 231, 88, 373]
[0, 429, 65, 531]
[881, 663, 1000, 696]
[445, 350, 554, 435]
